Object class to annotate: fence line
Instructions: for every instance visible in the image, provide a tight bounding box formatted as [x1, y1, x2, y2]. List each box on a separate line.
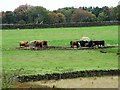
[1, 21, 119, 29]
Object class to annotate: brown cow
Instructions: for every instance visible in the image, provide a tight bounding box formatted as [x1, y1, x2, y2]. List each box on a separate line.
[42, 41, 48, 47]
[70, 41, 79, 48]
[34, 41, 42, 47]
[34, 40, 48, 48]
[19, 41, 29, 47]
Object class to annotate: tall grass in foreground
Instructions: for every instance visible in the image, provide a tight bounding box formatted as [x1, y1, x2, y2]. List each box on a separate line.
[2, 68, 24, 88]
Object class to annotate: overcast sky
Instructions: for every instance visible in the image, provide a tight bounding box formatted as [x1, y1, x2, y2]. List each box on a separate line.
[0, 0, 120, 11]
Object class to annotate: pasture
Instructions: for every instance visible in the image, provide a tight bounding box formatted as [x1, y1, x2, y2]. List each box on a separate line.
[2, 25, 118, 76]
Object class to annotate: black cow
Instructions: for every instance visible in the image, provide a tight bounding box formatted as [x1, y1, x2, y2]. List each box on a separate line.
[92, 40, 105, 47]
[78, 41, 89, 47]
[78, 40, 104, 48]
[87, 40, 95, 47]
[70, 40, 105, 48]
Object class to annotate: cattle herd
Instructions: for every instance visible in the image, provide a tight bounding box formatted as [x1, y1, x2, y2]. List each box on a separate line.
[19, 40, 48, 49]
[19, 37, 105, 49]
[70, 40, 105, 48]
[70, 37, 105, 48]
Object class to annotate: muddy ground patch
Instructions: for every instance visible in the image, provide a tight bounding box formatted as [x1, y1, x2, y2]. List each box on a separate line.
[12, 76, 118, 88]
[15, 46, 117, 50]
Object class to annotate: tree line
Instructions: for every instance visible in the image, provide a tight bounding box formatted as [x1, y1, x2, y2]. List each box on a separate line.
[1, 5, 120, 24]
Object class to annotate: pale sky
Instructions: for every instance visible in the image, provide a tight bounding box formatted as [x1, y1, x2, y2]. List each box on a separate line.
[0, 0, 119, 11]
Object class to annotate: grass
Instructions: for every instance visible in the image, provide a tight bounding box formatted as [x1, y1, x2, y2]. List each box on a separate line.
[3, 49, 118, 75]
[2, 26, 118, 48]
[2, 25, 118, 75]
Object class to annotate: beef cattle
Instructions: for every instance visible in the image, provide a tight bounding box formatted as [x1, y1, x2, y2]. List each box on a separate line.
[70, 40, 105, 48]
[42, 41, 48, 47]
[78, 41, 89, 47]
[87, 40, 95, 47]
[19, 41, 29, 47]
[81, 40, 105, 47]
[34, 40, 48, 48]
[92, 40, 105, 47]
[70, 40, 91, 48]
[34, 41, 43, 47]
[70, 41, 79, 48]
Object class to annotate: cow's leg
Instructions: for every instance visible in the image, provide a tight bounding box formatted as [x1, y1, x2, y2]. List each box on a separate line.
[20, 44, 22, 48]
[77, 45, 79, 48]
[70, 43, 73, 48]
[44, 45, 48, 48]
[71, 45, 74, 48]
[77, 42, 81, 48]
[40, 44, 42, 48]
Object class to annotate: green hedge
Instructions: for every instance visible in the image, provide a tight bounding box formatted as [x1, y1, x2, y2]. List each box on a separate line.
[17, 69, 120, 82]
[2, 21, 118, 29]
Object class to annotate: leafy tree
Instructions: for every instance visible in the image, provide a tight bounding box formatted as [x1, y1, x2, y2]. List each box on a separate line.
[71, 8, 96, 22]
[92, 7, 102, 17]
[48, 12, 59, 24]
[109, 7, 117, 21]
[116, 5, 120, 21]
[91, 14, 97, 21]
[98, 12, 106, 21]
[3, 11, 15, 24]
[14, 4, 30, 24]
[57, 13, 66, 23]
[26, 6, 49, 24]
[87, 6, 93, 12]
[1, 11, 5, 23]
[48, 12, 66, 24]
[0, 18, 1, 24]
[56, 7, 74, 23]
[101, 6, 111, 21]
[1, 5, 120, 24]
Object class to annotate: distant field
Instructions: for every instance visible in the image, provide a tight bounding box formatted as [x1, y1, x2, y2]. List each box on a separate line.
[2, 26, 118, 75]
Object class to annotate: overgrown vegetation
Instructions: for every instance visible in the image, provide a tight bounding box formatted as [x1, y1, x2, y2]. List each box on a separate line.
[2, 68, 24, 88]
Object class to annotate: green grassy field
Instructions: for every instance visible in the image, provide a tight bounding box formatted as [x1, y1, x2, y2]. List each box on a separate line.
[2, 26, 118, 75]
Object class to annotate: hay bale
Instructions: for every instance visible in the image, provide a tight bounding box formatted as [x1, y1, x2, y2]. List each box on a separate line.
[80, 37, 91, 41]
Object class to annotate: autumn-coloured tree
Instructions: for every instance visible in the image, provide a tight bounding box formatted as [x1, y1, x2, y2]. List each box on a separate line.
[57, 13, 66, 23]
[71, 8, 96, 22]
[48, 12, 59, 24]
